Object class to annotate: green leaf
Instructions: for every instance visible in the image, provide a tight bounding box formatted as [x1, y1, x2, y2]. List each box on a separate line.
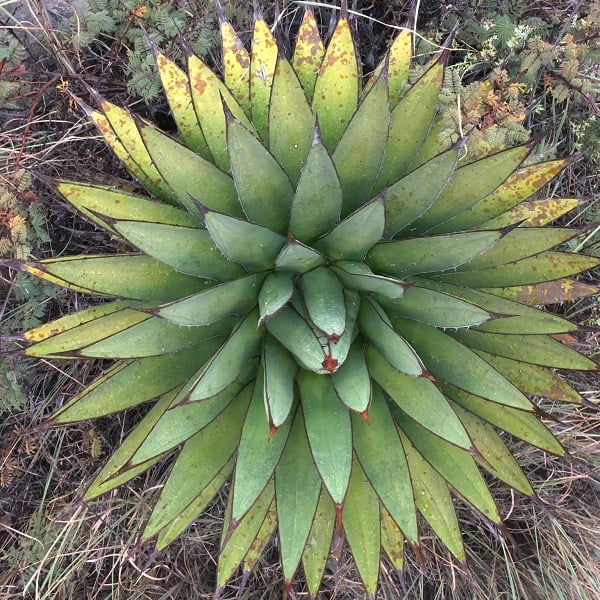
[155, 457, 234, 550]
[302, 485, 335, 598]
[19, 254, 210, 302]
[138, 123, 241, 218]
[331, 262, 409, 300]
[332, 341, 371, 413]
[292, 8, 325, 99]
[436, 251, 600, 288]
[289, 129, 343, 244]
[449, 329, 597, 371]
[25, 306, 230, 359]
[443, 383, 564, 455]
[143, 386, 250, 537]
[380, 285, 491, 328]
[311, 14, 359, 151]
[314, 196, 386, 261]
[299, 266, 346, 340]
[395, 411, 501, 523]
[187, 53, 253, 171]
[275, 239, 326, 273]
[156, 273, 264, 326]
[269, 57, 316, 184]
[398, 429, 465, 561]
[454, 405, 533, 495]
[366, 230, 502, 279]
[204, 209, 286, 270]
[187, 309, 264, 401]
[298, 371, 352, 504]
[51, 344, 211, 423]
[249, 16, 278, 141]
[217, 482, 275, 588]
[131, 378, 243, 466]
[474, 350, 581, 403]
[85, 390, 176, 499]
[227, 119, 294, 233]
[263, 335, 298, 428]
[343, 458, 380, 595]
[384, 149, 458, 238]
[275, 409, 321, 583]
[359, 299, 426, 378]
[266, 306, 327, 373]
[373, 61, 444, 190]
[333, 70, 389, 216]
[455, 228, 575, 271]
[413, 145, 531, 234]
[23, 300, 132, 343]
[366, 347, 471, 449]
[392, 317, 532, 410]
[258, 271, 295, 324]
[352, 386, 418, 542]
[328, 290, 361, 370]
[57, 182, 198, 236]
[113, 221, 245, 281]
[232, 370, 291, 521]
[409, 277, 576, 335]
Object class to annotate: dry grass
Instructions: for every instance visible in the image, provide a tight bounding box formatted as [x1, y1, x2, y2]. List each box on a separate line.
[1, 1, 599, 598]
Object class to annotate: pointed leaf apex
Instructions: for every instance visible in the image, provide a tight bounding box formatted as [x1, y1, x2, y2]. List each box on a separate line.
[179, 34, 195, 59]
[340, 0, 349, 19]
[82, 81, 106, 107]
[220, 93, 236, 124]
[312, 120, 323, 146]
[253, 0, 262, 21]
[212, 585, 224, 600]
[335, 503, 344, 530]
[422, 369, 436, 382]
[140, 25, 160, 56]
[378, 54, 390, 83]
[67, 91, 94, 117]
[436, 22, 458, 64]
[268, 421, 278, 440]
[322, 355, 339, 373]
[188, 193, 208, 216]
[215, 0, 226, 23]
[359, 409, 370, 424]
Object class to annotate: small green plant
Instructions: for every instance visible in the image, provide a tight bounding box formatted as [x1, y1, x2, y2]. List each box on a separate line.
[423, 0, 600, 160]
[0, 170, 52, 412]
[4, 2, 599, 597]
[0, 29, 29, 110]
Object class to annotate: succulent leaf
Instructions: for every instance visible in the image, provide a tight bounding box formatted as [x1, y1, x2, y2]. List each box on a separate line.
[299, 371, 352, 505]
[20, 7, 599, 597]
[399, 428, 465, 561]
[343, 458, 381, 595]
[352, 386, 418, 542]
[275, 409, 321, 583]
[311, 13, 359, 151]
[232, 369, 291, 521]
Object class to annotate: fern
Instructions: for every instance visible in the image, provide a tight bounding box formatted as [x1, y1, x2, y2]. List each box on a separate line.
[493, 15, 516, 48]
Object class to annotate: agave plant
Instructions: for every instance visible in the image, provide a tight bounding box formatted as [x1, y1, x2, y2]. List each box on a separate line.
[7, 1, 598, 596]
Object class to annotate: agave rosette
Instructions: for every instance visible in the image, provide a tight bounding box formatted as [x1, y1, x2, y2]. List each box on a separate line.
[11, 2, 599, 596]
